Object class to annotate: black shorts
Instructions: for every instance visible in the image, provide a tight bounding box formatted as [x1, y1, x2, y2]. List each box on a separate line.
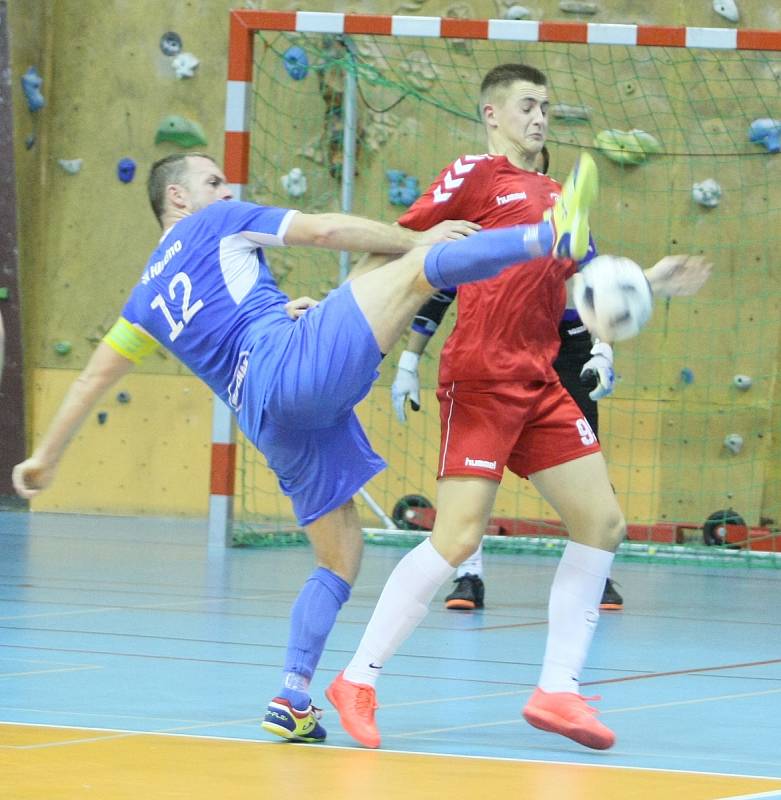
[553, 319, 599, 438]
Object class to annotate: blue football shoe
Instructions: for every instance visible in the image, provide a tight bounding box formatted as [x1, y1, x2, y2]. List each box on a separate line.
[261, 697, 327, 743]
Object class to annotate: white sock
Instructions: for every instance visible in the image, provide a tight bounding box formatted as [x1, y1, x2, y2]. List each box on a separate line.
[456, 539, 483, 578]
[343, 539, 454, 687]
[538, 541, 614, 694]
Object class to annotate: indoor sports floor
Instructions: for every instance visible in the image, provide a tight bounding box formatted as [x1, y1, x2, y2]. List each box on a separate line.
[1, 511, 781, 799]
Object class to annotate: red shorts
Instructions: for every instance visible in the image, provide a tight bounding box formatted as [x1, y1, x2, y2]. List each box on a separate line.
[436, 379, 601, 480]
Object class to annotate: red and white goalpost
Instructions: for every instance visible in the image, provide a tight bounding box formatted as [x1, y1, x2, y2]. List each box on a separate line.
[208, 9, 781, 549]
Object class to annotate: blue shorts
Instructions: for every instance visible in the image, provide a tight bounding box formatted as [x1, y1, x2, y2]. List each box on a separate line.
[255, 282, 386, 526]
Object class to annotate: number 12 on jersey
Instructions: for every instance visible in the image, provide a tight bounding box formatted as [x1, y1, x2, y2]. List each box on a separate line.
[150, 272, 204, 341]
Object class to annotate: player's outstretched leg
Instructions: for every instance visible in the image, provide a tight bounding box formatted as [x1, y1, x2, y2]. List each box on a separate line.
[548, 151, 599, 261]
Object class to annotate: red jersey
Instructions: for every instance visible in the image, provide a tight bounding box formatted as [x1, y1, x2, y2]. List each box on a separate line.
[397, 154, 576, 383]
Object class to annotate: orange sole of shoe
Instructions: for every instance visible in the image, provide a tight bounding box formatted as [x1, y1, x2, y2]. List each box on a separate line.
[445, 600, 477, 610]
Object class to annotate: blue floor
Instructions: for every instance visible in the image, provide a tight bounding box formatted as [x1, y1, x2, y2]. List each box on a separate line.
[1, 511, 780, 779]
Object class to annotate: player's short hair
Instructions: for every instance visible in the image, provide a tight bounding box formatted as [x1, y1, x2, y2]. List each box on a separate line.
[147, 152, 217, 225]
[480, 63, 547, 106]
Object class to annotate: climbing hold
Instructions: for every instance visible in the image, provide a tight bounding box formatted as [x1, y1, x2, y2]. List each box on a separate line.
[281, 167, 308, 197]
[733, 374, 752, 390]
[117, 158, 136, 184]
[386, 170, 421, 207]
[21, 67, 45, 112]
[171, 52, 200, 79]
[723, 433, 744, 455]
[713, 0, 739, 23]
[594, 129, 661, 165]
[154, 116, 208, 148]
[692, 179, 722, 208]
[551, 103, 591, 121]
[503, 5, 531, 19]
[0, 288, 8, 301]
[680, 368, 694, 384]
[116, 391, 131, 404]
[57, 159, 83, 174]
[25, 134, 36, 150]
[748, 118, 781, 153]
[97, 411, 108, 425]
[160, 32, 182, 57]
[559, 0, 598, 13]
[283, 46, 309, 81]
[54, 341, 72, 355]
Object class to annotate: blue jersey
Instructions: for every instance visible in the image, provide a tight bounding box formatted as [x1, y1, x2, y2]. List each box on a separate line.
[122, 200, 298, 410]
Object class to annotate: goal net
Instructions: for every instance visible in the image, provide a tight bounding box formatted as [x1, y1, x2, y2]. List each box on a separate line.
[224, 12, 781, 564]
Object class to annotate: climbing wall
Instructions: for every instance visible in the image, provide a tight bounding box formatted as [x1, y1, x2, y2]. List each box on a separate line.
[7, 0, 781, 534]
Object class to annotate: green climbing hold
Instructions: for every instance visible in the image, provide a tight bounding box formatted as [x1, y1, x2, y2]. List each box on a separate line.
[594, 129, 661, 166]
[154, 116, 208, 148]
[54, 340, 72, 355]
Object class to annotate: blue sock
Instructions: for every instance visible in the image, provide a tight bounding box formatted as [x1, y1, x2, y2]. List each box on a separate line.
[279, 567, 351, 709]
[423, 222, 553, 289]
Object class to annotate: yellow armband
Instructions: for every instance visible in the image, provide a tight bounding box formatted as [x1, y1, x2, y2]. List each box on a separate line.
[103, 317, 159, 364]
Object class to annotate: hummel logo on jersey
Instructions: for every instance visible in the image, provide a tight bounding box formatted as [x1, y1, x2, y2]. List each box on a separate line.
[464, 456, 497, 470]
[433, 155, 490, 203]
[496, 192, 527, 205]
[227, 350, 250, 411]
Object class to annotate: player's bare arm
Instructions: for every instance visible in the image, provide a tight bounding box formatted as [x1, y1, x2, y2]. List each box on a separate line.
[12, 343, 134, 498]
[644, 254, 712, 298]
[283, 213, 481, 259]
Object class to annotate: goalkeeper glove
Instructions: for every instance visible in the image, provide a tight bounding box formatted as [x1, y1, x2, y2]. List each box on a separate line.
[391, 350, 421, 422]
[579, 340, 615, 401]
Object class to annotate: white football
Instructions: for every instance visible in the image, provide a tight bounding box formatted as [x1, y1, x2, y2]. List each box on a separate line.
[572, 255, 653, 342]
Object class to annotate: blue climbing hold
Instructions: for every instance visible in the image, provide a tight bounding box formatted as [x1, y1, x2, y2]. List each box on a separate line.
[21, 67, 45, 112]
[283, 46, 309, 81]
[680, 367, 695, 385]
[749, 118, 781, 154]
[386, 170, 420, 207]
[117, 158, 137, 184]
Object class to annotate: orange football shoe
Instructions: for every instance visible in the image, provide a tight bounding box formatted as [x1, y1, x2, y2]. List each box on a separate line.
[325, 671, 381, 749]
[523, 687, 615, 750]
